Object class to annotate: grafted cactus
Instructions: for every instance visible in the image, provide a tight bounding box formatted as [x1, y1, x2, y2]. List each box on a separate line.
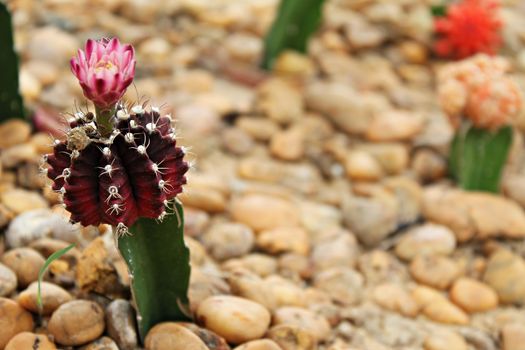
[44, 38, 192, 341]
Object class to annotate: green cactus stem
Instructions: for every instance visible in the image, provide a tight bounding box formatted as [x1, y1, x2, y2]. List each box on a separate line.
[449, 123, 513, 193]
[261, 0, 325, 70]
[0, 3, 25, 120]
[117, 201, 191, 342]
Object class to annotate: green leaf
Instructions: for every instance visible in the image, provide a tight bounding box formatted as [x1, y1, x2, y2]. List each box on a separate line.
[261, 0, 325, 70]
[0, 3, 25, 120]
[118, 201, 191, 342]
[37, 243, 76, 314]
[449, 124, 512, 193]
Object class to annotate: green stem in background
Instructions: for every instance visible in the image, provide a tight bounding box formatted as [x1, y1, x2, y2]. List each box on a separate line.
[0, 2, 25, 120]
[95, 105, 115, 138]
[449, 123, 513, 193]
[261, 0, 325, 70]
[117, 201, 191, 342]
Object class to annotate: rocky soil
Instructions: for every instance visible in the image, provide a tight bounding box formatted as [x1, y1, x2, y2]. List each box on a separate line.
[2, 0, 525, 349]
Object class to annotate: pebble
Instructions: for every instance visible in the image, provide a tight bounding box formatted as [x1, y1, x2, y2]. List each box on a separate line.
[422, 298, 469, 325]
[501, 323, 525, 350]
[395, 224, 456, 261]
[222, 128, 255, 155]
[274, 51, 316, 78]
[227, 268, 278, 310]
[409, 254, 460, 290]
[256, 78, 303, 125]
[311, 230, 358, 272]
[180, 184, 227, 213]
[1, 143, 38, 168]
[233, 339, 282, 350]
[273, 307, 331, 342]
[424, 329, 467, 350]
[356, 143, 409, 175]
[449, 278, 498, 313]
[48, 300, 105, 346]
[0, 189, 48, 214]
[78, 337, 119, 350]
[372, 283, 419, 317]
[483, 249, 525, 305]
[24, 60, 59, 86]
[411, 148, 447, 182]
[201, 223, 255, 261]
[236, 118, 279, 142]
[20, 69, 42, 102]
[1, 248, 45, 288]
[0, 263, 17, 297]
[6, 209, 80, 248]
[4, 332, 56, 350]
[267, 324, 317, 350]
[365, 110, 423, 142]
[256, 227, 310, 255]
[266, 275, 306, 308]
[105, 299, 138, 350]
[270, 128, 305, 161]
[423, 187, 525, 242]
[0, 120, 31, 149]
[145, 323, 208, 350]
[231, 194, 300, 232]
[223, 254, 278, 277]
[18, 281, 72, 315]
[178, 322, 230, 350]
[27, 27, 77, 64]
[344, 150, 384, 181]
[0, 298, 34, 349]
[197, 295, 271, 344]
[313, 267, 363, 305]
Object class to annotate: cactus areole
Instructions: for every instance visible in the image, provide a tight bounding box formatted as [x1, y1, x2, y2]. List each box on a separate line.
[46, 38, 189, 234]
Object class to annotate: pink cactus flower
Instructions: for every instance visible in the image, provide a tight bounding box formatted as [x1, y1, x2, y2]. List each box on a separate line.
[70, 38, 136, 109]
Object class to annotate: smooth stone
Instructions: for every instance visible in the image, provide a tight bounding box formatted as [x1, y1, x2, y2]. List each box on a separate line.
[233, 339, 282, 350]
[1, 248, 45, 288]
[106, 299, 138, 350]
[236, 118, 279, 142]
[449, 277, 498, 313]
[145, 323, 208, 350]
[311, 231, 358, 272]
[18, 281, 72, 315]
[197, 295, 271, 344]
[502, 323, 525, 350]
[344, 150, 384, 181]
[27, 27, 77, 64]
[267, 324, 317, 350]
[222, 128, 255, 156]
[483, 249, 525, 305]
[48, 300, 105, 346]
[178, 322, 230, 350]
[180, 185, 227, 213]
[274, 51, 315, 78]
[5, 332, 56, 350]
[313, 267, 363, 305]
[6, 209, 80, 248]
[424, 329, 467, 350]
[265, 275, 307, 308]
[356, 143, 409, 175]
[0, 263, 17, 297]
[273, 307, 331, 342]
[78, 337, 119, 350]
[365, 110, 423, 142]
[256, 78, 303, 125]
[395, 224, 456, 261]
[422, 299, 469, 325]
[423, 187, 525, 242]
[231, 194, 300, 232]
[411, 149, 447, 182]
[0, 298, 34, 349]
[227, 268, 278, 311]
[25, 60, 59, 86]
[410, 255, 460, 290]
[222, 254, 278, 277]
[257, 227, 310, 256]
[1, 143, 38, 168]
[0, 120, 31, 149]
[0, 189, 48, 214]
[201, 223, 255, 261]
[270, 128, 305, 161]
[372, 283, 419, 317]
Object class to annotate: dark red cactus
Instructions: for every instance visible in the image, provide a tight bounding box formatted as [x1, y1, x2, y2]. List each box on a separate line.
[46, 105, 188, 230]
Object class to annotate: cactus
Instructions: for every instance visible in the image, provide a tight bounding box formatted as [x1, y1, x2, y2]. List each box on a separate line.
[118, 201, 191, 341]
[449, 124, 512, 193]
[0, 3, 24, 120]
[261, 0, 325, 70]
[45, 38, 192, 342]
